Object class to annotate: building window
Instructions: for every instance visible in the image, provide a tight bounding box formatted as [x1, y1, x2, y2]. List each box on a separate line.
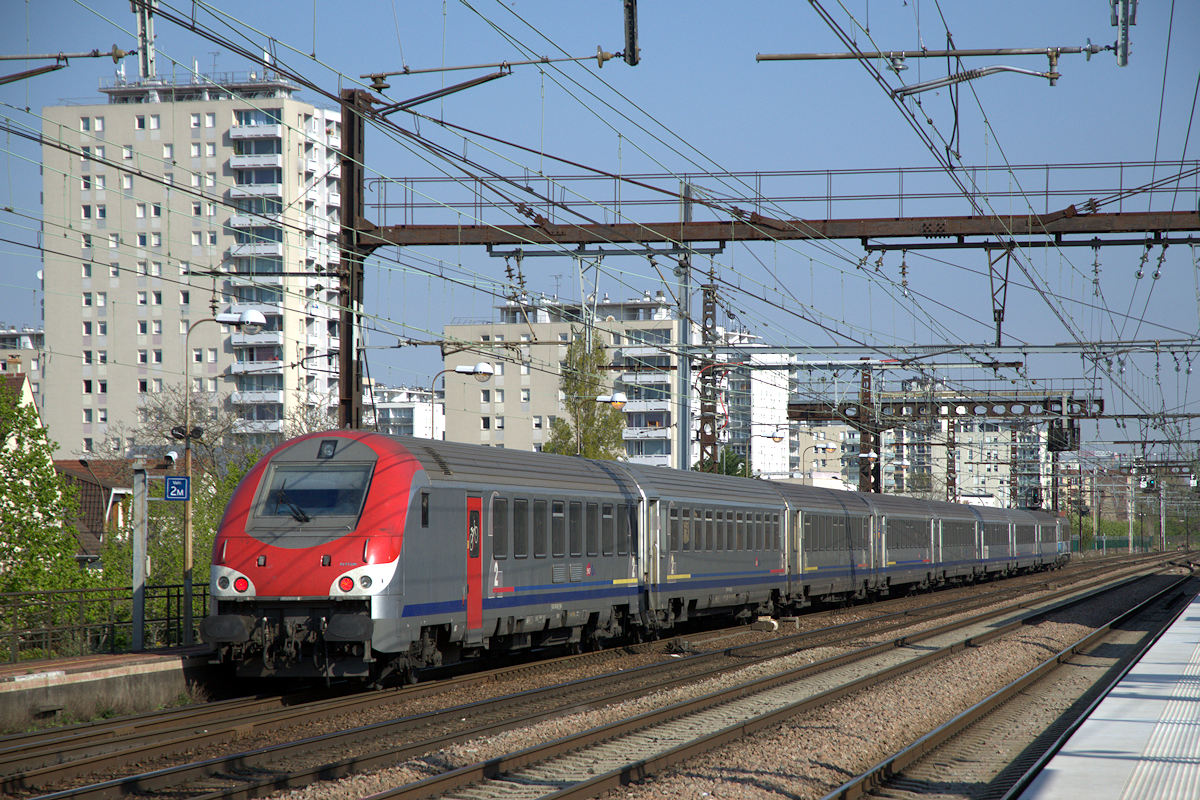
[81, 175, 91, 190]
[82, 379, 93, 393]
[94, 174, 105, 190]
[192, 202, 202, 216]
[481, 417, 491, 430]
[137, 320, 147, 335]
[205, 171, 216, 187]
[152, 378, 162, 393]
[152, 291, 162, 305]
[152, 349, 162, 364]
[81, 205, 92, 219]
[83, 438, 93, 453]
[207, 231, 217, 245]
[122, 145, 132, 160]
[136, 291, 147, 305]
[82, 292, 93, 307]
[83, 350, 92, 364]
[95, 292, 106, 307]
[190, 113, 201, 128]
[481, 389, 490, 403]
[496, 416, 505, 429]
[97, 380, 106, 394]
[533, 416, 542, 429]
[148, 114, 160, 130]
[207, 348, 217, 363]
[121, 173, 133, 190]
[95, 205, 105, 219]
[151, 232, 161, 247]
[110, 263, 119, 277]
[80, 116, 91, 132]
[204, 112, 215, 128]
[205, 142, 216, 157]
[81, 263, 91, 278]
[191, 232, 202, 246]
[136, 233, 147, 247]
[192, 348, 202, 363]
[82, 408, 92, 423]
[135, 115, 146, 129]
[97, 321, 107, 336]
[151, 203, 161, 218]
[82, 321, 93, 335]
[136, 261, 147, 275]
[136, 203, 146, 218]
[190, 142, 201, 158]
[108, 233, 119, 249]
[138, 379, 148, 393]
[97, 350, 106, 363]
[151, 261, 162, 276]
[162, 144, 173, 159]
[521, 388, 530, 403]
[137, 349, 147, 364]
[151, 320, 161, 334]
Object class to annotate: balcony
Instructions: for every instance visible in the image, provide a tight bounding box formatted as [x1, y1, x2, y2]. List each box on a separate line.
[623, 426, 671, 441]
[230, 359, 283, 374]
[619, 345, 671, 358]
[230, 242, 284, 257]
[326, 191, 341, 207]
[227, 273, 284, 287]
[231, 390, 285, 404]
[622, 398, 671, 413]
[229, 303, 281, 318]
[620, 371, 672, 386]
[230, 153, 284, 169]
[233, 419, 284, 434]
[230, 123, 283, 139]
[629, 454, 671, 468]
[231, 330, 284, 346]
[229, 184, 283, 199]
[228, 213, 281, 228]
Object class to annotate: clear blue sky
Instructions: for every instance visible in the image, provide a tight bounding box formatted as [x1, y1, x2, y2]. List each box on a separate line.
[2, 1, 1198, 456]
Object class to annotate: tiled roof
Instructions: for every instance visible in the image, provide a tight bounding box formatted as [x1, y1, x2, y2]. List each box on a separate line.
[54, 458, 182, 560]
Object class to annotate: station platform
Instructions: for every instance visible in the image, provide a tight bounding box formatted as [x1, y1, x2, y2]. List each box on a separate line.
[0, 647, 214, 731]
[1019, 590, 1200, 799]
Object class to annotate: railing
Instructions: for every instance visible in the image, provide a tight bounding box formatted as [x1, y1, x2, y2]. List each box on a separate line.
[0, 584, 208, 663]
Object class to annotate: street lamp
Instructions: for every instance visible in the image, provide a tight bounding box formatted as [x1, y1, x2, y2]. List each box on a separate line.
[597, 391, 628, 410]
[800, 442, 834, 485]
[430, 362, 495, 439]
[175, 308, 265, 646]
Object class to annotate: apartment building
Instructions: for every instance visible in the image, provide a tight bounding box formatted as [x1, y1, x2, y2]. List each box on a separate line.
[0, 325, 44, 411]
[442, 291, 794, 470]
[41, 72, 341, 455]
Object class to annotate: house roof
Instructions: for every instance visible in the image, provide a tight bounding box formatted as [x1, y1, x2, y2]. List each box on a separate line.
[54, 458, 182, 560]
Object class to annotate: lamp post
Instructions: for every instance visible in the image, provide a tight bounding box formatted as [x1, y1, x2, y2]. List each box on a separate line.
[175, 308, 265, 646]
[430, 362, 495, 439]
[800, 442, 833, 485]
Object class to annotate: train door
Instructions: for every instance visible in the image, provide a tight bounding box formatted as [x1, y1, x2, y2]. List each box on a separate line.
[646, 498, 664, 612]
[465, 495, 483, 643]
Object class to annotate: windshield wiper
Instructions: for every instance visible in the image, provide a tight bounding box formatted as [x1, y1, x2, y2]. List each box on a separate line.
[274, 481, 311, 523]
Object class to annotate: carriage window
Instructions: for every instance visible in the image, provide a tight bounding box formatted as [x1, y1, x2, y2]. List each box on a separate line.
[754, 512, 764, 550]
[513, 499, 529, 558]
[715, 510, 725, 551]
[586, 503, 599, 556]
[680, 508, 692, 551]
[736, 512, 746, 550]
[601, 504, 615, 555]
[533, 500, 548, 557]
[568, 500, 583, 557]
[552, 501, 566, 557]
[618, 504, 632, 556]
[492, 498, 509, 559]
[669, 508, 680, 552]
[421, 492, 429, 527]
[705, 510, 715, 551]
[772, 514, 781, 551]
[725, 511, 735, 550]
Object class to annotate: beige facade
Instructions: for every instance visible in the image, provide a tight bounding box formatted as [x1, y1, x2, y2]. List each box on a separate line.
[41, 74, 341, 456]
[443, 294, 686, 465]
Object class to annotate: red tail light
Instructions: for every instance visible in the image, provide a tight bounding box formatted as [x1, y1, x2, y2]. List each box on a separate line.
[233, 577, 249, 593]
[338, 576, 355, 592]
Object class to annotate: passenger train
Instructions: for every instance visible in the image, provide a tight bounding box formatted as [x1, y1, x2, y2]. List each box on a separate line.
[201, 430, 1068, 681]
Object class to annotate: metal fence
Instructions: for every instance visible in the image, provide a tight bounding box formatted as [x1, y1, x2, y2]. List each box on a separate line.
[0, 584, 208, 663]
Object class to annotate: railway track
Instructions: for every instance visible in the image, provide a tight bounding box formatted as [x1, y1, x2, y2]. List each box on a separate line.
[12, 555, 1173, 800]
[820, 572, 1199, 800]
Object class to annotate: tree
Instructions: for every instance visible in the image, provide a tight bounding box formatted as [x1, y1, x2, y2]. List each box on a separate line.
[694, 448, 750, 477]
[542, 330, 626, 460]
[0, 381, 85, 592]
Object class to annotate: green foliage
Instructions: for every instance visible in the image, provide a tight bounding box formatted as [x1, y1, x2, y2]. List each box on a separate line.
[99, 448, 261, 592]
[0, 382, 85, 593]
[694, 448, 750, 476]
[542, 331, 626, 460]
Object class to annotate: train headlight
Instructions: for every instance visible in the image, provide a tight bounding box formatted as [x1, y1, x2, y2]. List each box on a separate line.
[359, 575, 372, 589]
[217, 576, 230, 590]
[233, 577, 250, 593]
[338, 576, 355, 593]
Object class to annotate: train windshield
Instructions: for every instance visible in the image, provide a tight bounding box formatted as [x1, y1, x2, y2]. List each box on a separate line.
[259, 464, 373, 521]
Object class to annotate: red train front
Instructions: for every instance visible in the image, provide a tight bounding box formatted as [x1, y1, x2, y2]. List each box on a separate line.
[202, 431, 419, 680]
